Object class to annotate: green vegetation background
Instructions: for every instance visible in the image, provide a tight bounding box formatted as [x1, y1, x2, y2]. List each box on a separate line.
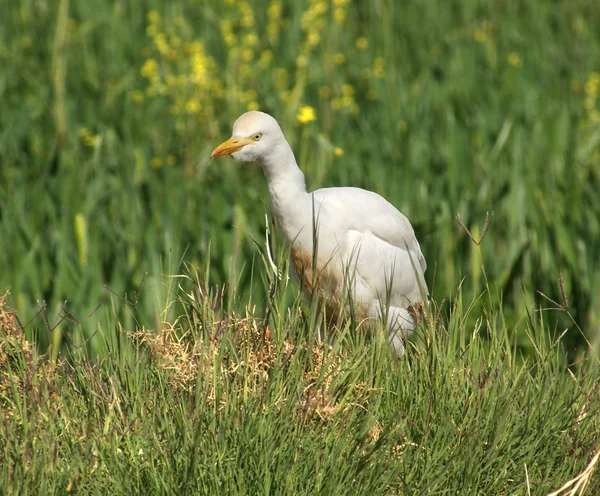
[1, 0, 600, 352]
[3, 1, 600, 494]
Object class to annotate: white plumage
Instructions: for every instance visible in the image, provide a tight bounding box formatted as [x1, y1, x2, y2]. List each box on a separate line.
[211, 111, 428, 354]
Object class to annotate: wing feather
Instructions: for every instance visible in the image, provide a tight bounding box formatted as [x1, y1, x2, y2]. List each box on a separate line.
[312, 186, 427, 273]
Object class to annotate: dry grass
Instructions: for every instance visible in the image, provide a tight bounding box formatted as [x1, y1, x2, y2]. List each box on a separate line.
[0, 291, 62, 420]
[0, 290, 33, 409]
[131, 307, 366, 419]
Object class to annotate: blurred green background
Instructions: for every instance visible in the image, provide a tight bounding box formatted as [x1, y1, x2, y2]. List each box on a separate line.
[1, 0, 599, 355]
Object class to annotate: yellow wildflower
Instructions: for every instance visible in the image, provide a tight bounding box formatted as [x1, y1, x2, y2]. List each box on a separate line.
[244, 33, 258, 47]
[259, 50, 273, 67]
[333, 8, 346, 23]
[334, 147, 344, 157]
[342, 84, 354, 96]
[146, 24, 158, 37]
[356, 37, 368, 50]
[334, 53, 345, 64]
[296, 55, 308, 68]
[507, 52, 522, 67]
[130, 90, 144, 103]
[78, 128, 99, 147]
[374, 57, 385, 78]
[297, 105, 316, 124]
[224, 33, 236, 47]
[584, 98, 595, 110]
[473, 29, 486, 43]
[147, 10, 160, 24]
[141, 59, 159, 78]
[185, 98, 201, 113]
[585, 72, 600, 96]
[268, 1, 282, 20]
[307, 31, 321, 49]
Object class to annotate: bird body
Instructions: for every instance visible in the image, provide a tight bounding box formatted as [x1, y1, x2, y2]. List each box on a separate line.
[211, 111, 428, 354]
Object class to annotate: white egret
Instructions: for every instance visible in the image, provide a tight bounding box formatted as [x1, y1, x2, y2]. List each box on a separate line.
[211, 111, 428, 354]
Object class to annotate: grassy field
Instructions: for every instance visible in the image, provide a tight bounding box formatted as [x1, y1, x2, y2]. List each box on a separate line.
[1, 0, 600, 493]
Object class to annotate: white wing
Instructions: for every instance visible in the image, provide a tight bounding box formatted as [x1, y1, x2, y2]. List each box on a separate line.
[311, 187, 428, 306]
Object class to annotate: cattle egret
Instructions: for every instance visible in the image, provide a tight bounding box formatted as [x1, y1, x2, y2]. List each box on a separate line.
[211, 111, 428, 354]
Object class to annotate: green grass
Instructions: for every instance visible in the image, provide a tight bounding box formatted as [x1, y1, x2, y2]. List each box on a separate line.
[1, 267, 599, 494]
[1, 0, 600, 493]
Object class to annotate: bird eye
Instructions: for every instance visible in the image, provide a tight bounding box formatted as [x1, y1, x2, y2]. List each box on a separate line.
[253, 133, 262, 141]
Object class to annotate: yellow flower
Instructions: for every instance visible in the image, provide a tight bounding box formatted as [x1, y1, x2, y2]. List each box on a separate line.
[584, 98, 596, 110]
[373, 57, 385, 78]
[141, 59, 158, 78]
[585, 72, 600, 97]
[296, 55, 308, 68]
[146, 24, 158, 37]
[356, 37, 368, 50]
[185, 98, 201, 113]
[507, 52, 522, 67]
[150, 157, 163, 169]
[307, 31, 321, 48]
[473, 29, 486, 43]
[333, 8, 346, 23]
[147, 10, 160, 24]
[333, 147, 344, 157]
[224, 33, 236, 47]
[342, 84, 354, 96]
[297, 105, 316, 124]
[259, 50, 273, 67]
[334, 53, 345, 64]
[130, 90, 144, 103]
[78, 128, 99, 147]
[244, 33, 258, 46]
[268, 1, 282, 20]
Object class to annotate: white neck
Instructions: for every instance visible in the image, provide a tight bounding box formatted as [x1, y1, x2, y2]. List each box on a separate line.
[258, 139, 309, 241]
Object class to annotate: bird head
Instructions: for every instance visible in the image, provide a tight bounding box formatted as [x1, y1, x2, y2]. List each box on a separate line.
[211, 111, 282, 163]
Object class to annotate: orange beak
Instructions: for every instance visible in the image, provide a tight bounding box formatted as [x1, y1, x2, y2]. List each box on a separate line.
[210, 136, 253, 158]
